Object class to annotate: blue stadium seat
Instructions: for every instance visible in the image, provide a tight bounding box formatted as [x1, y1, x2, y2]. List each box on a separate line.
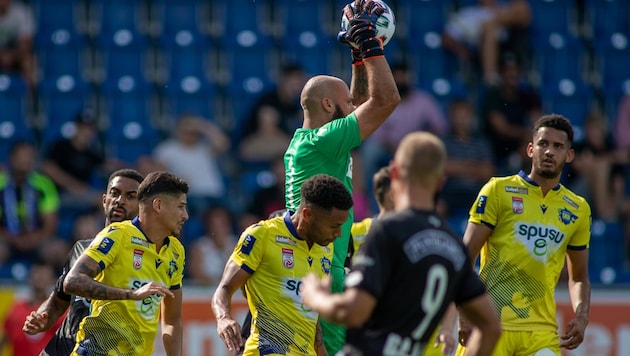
[419, 77, 469, 113]
[397, 0, 449, 39]
[96, 42, 152, 87]
[589, 220, 626, 284]
[532, 32, 587, 84]
[584, 0, 630, 40]
[38, 75, 93, 147]
[105, 119, 161, 165]
[161, 46, 214, 88]
[212, 0, 272, 47]
[91, 0, 147, 40]
[0, 75, 34, 163]
[274, 0, 333, 41]
[163, 77, 217, 120]
[594, 33, 630, 97]
[528, 0, 576, 38]
[151, 0, 210, 42]
[32, 0, 85, 41]
[541, 78, 594, 133]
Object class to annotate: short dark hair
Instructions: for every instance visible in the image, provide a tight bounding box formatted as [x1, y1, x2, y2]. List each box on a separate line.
[300, 174, 353, 211]
[138, 171, 189, 203]
[533, 114, 574, 145]
[372, 166, 391, 207]
[107, 169, 144, 188]
[300, 174, 353, 210]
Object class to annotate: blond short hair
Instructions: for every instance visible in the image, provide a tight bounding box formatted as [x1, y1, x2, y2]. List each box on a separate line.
[394, 132, 446, 187]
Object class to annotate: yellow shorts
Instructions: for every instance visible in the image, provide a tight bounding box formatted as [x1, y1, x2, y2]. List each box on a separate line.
[455, 329, 561, 356]
[423, 326, 444, 356]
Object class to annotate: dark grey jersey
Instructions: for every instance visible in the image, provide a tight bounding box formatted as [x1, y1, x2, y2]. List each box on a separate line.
[43, 239, 92, 356]
[342, 208, 486, 356]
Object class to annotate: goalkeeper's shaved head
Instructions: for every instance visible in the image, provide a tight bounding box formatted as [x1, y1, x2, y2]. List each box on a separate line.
[301, 75, 345, 111]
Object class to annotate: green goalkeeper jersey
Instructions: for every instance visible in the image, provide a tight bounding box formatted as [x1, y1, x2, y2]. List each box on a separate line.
[284, 112, 361, 289]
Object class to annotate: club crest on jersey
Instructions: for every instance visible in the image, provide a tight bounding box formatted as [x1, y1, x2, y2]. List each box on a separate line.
[168, 260, 178, 278]
[512, 197, 524, 214]
[282, 248, 294, 269]
[476, 196, 487, 214]
[320, 256, 331, 275]
[133, 249, 144, 269]
[558, 208, 578, 225]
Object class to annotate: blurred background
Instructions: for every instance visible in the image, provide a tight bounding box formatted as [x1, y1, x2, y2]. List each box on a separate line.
[0, 0, 629, 354]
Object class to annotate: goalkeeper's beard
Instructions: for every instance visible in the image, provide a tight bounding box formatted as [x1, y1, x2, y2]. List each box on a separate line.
[332, 104, 345, 122]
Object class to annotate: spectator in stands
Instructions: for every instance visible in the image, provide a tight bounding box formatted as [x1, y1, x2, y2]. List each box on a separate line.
[238, 105, 291, 163]
[566, 112, 628, 222]
[42, 109, 108, 209]
[244, 156, 286, 222]
[188, 205, 237, 286]
[70, 209, 102, 243]
[0, 141, 66, 270]
[239, 63, 308, 140]
[0, 0, 36, 89]
[152, 114, 230, 217]
[442, 0, 531, 86]
[614, 95, 630, 264]
[359, 61, 447, 214]
[439, 99, 495, 217]
[0, 259, 60, 356]
[480, 53, 541, 175]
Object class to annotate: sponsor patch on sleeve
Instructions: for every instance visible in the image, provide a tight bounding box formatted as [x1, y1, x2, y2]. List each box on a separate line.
[97, 237, 115, 254]
[476, 195, 488, 214]
[240, 235, 256, 255]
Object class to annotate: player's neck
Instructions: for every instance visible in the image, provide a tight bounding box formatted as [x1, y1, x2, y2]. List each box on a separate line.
[528, 172, 560, 196]
[137, 217, 168, 250]
[394, 188, 434, 212]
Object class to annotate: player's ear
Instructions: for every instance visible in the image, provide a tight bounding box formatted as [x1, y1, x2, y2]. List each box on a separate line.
[565, 148, 575, 163]
[152, 197, 161, 212]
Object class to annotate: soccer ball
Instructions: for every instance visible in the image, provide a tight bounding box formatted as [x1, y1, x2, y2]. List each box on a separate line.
[340, 0, 396, 48]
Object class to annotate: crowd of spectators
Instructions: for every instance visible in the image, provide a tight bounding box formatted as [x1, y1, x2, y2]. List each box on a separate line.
[1, 0, 629, 286]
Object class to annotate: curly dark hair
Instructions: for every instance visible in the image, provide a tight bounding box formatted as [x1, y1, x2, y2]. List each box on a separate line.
[138, 171, 189, 202]
[300, 174, 353, 211]
[533, 114, 574, 145]
[108, 169, 144, 187]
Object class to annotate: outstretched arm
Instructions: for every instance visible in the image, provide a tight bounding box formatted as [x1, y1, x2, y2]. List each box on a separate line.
[22, 291, 69, 335]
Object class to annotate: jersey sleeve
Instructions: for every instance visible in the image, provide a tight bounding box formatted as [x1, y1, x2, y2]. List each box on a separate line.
[345, 219, 391, 299]
[230, 223, 267, 274]
[170, 240, 186, 290]
[54, 241, 87, 300]
[468, 177, 499, 229]
[568, 200, 592, 249]
[310, 114, 361, 159]
[84, 227, 125, 271]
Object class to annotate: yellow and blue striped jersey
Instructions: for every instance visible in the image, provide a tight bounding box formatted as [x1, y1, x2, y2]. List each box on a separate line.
[231, 212, 333, 356]
[470, 171, 591, 331]
[72, 217, 185, 356]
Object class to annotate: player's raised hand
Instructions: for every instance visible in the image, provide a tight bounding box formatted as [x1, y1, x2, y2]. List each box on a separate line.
[22, 310, 49, 335]
[130, 281, 174, 300]
[217, 316, 243, 352]
[434, 328, 456, 355]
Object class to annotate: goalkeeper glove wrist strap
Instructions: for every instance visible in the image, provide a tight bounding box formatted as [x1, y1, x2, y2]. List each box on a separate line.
[351, 49, 363, 65]
[359, 37, 384, 59]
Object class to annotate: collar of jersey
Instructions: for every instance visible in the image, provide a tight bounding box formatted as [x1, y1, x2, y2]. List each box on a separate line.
[131, 216, 171, 246]
[283, 210, 303, 241]
[518, 170, 561, 191]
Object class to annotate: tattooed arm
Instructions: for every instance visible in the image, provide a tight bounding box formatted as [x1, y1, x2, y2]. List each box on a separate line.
[314, 319, 328, 356]
[63, 254, 174, 301]
[350, 64, 368, 108]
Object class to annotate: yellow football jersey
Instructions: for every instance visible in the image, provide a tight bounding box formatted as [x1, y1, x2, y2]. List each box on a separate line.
[470, 171, 591, 331]
[350, 217, 373, 257]
[72, 218, 185, 356]
[231, 212, 333, 356]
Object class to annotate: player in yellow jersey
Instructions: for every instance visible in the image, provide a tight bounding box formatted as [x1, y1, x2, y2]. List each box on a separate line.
[64, 171, 190, 356]
[457, 114, 591, 355]
[213, 174, 354, 356]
